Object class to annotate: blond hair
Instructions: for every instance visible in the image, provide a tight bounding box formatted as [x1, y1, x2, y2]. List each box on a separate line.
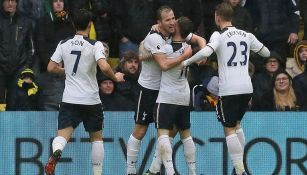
[273, 86, 297, 111]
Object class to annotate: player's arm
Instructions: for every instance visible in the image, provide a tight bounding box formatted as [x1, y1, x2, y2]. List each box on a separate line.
[250, 34, 271, 58]
[97, 58, 125, 83]
[48, 42, 65, 75]
[183, 46, 214, 66]
[256, 46, 270, 58]
[188, 33, 206, 49]
[183, 32, 219, 66]
[153, 45, 192, 71]
[47, 60, 65, 75]
[138, 40, 152, 61]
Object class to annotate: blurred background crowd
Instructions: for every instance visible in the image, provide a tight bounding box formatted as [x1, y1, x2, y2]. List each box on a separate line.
[0, 0, 306, 112]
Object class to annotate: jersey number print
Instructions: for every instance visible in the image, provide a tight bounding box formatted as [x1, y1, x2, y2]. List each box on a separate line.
[227, 41, 247, 67]
[71, 50, 81, 76]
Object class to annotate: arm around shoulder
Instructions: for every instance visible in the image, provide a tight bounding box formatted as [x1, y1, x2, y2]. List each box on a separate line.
[153, 45, 192, 71]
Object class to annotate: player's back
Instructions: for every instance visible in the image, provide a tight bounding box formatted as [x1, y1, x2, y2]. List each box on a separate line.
[54, 35, 103, 105]
[208, 27, 263, 96]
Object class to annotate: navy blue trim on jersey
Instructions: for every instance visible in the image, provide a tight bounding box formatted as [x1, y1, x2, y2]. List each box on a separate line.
[171, 42, 184, 52]
[84, 37, 97, 45]
[60, 36, 74, 44]
[149, 30, 168, 41]
[219, 26, 233, 34]
[256, 45, 265, 53]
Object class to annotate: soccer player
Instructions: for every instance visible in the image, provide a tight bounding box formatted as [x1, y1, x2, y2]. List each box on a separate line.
[126, 5, 206, 175]
[183, 2, 270, 175]
[44, 9, 124, 175]
[153, 16, 198, 175]
[126, 6, 191, 175]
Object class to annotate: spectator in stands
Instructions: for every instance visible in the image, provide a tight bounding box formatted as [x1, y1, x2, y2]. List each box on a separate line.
[6, 68, 39, 111]
[301, 0, 307, 40]
[251, 51, 283, 110]
[0, 0, 34, 111]
[35, 0, 74, 111]
[98, 73, 134, 111]
[67, 0, 104, 18]
[112, 0, 156, 58]
[293, 61, 307, 111]
[245, 0, 300, 63]
[286, 40, 307, 77]
[225, 0, 252, 32]
[92, 0, 113, 44]
[17, 0, 44, 28]
[259, 70, 299, 111]
[201, 0, 223, 41]
[115, 51, 141, 109]
[194, 76, 218, 111]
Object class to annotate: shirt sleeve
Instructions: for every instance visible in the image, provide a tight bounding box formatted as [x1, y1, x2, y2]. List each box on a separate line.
[249, 33, 264, 53]
[144, 34, 167, 54]
[50, 42, 63, 63]
[94, 41, 106, 61]
[206, 31, 221, 51]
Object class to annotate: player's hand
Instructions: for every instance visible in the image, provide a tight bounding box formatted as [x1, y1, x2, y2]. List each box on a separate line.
[196, 57, 208, 66]
[151, 24, 160, 33]
[138, 41, 152, 61]
[114, 72, 125, 82]
[288, 33, 298, 45]
[182, 45, 192, 60]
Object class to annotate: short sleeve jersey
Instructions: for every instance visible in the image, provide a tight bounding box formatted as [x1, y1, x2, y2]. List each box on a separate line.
[207, 27, 264, 96]
[51, 35, 106, 105]
[156, 42, 190, 106]
[138, 31, 172, 90]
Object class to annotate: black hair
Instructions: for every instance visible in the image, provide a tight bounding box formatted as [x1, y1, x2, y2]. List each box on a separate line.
[73, 9, 92, 31]
[177, 16, 194, 38]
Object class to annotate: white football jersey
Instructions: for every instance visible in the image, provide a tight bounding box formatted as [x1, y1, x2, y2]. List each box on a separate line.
[138, 31, 172, 90]
[156, 42, 190, 106]
[207, 27, 264, 96]
[51, 35, 106, 105]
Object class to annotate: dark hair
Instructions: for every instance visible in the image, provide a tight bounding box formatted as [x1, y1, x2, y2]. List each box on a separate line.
[156, 5, 173, 20]
[73, 9, 92, 30]
[177, 16, 194, 38]
[272, 70, 292, 85]
[215, 2, 233, 22]
[121, 51, 139, 62]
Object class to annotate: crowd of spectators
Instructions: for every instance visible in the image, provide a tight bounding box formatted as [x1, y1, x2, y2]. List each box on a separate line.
[0, 0, 306, 111]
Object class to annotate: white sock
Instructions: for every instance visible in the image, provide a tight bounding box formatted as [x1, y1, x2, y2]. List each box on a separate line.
[126, 134, 141, 174]
[92, 141, 104, 175]
[226, 134, 245, 175]
[236, 128, 245, 148]
[158, 135, 175, 175]
[182, 136, 196, 175]
[149, 143, 162, 173]
[149, 137, 174, 173]
[52, 136, 67, 152]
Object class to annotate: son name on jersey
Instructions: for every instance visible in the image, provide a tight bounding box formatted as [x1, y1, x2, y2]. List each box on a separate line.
[71, 40, 84, 46]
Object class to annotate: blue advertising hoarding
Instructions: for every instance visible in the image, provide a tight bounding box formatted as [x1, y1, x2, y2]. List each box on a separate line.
[0, 112, 306, 175]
